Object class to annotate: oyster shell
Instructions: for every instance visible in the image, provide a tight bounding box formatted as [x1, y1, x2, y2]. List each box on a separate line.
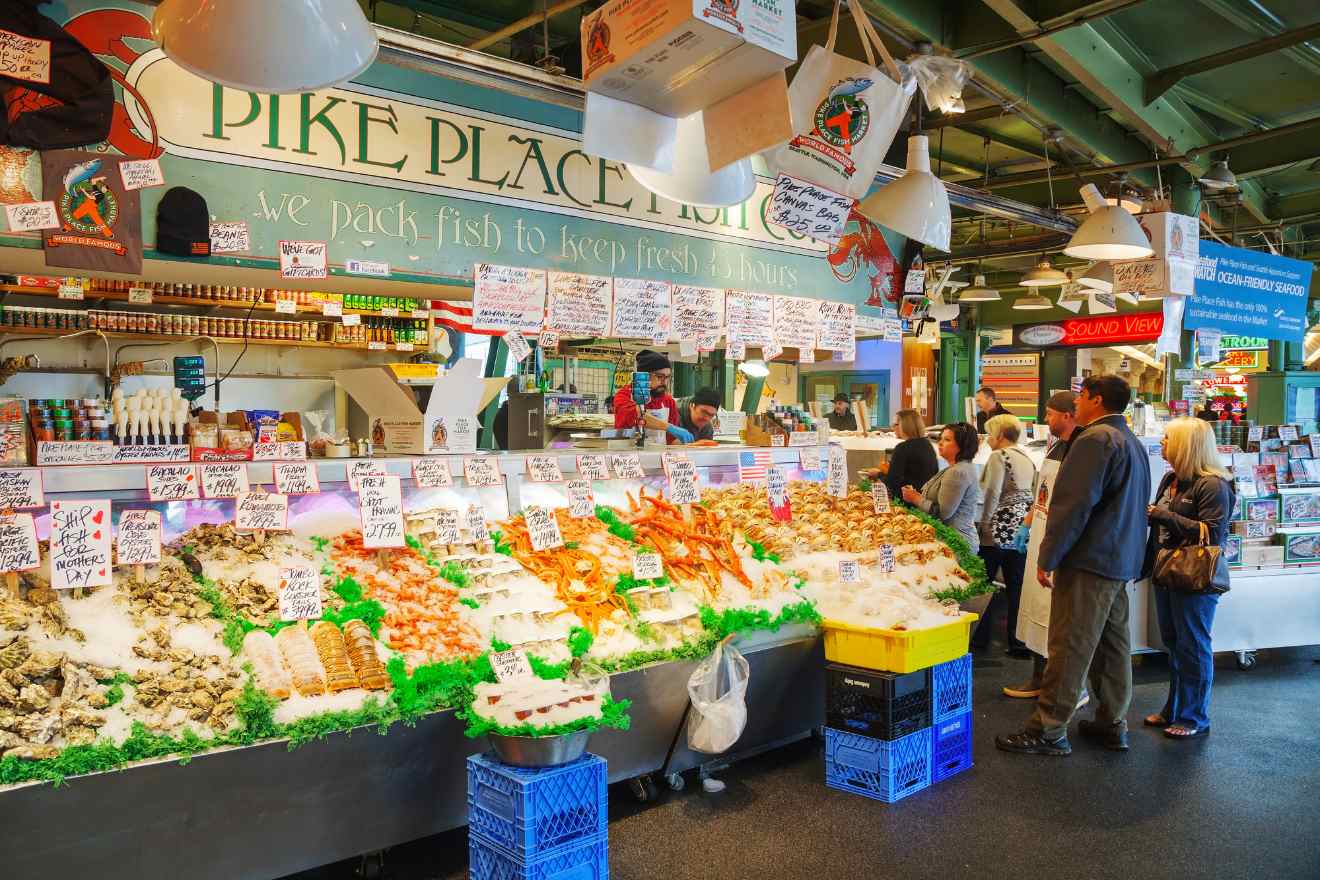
[15, 710, 59, 743]
[0, 636, 30, 669]
[16, 684, 50, 713]
[4, 744, 60, 760]
[15, 650, 63, 678]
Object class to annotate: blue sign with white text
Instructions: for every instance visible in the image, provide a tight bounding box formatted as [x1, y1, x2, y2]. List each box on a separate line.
[1185, 241, 1313, 342]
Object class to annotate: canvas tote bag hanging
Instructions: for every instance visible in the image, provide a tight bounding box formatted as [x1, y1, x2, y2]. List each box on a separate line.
[765, 0, 913, 200]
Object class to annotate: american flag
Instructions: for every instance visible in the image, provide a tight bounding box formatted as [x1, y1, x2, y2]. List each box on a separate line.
[739, 449, 772, 482]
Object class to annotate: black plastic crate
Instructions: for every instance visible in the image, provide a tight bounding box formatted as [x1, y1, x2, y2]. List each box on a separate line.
[826, 663, 931, 740]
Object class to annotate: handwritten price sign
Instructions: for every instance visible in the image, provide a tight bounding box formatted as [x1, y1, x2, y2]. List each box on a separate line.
[632, 550, 663, 580]
[463, 456, 504, 487]
[0, 469, 43, 509]
[116, 509, 161, 566]
[412, 458, 454, 488]
[490, 648, 533, 682]
[576, 454, 610, 481]
[200, 463, 248, 499]
[524, 505, 565, 551]
[50, 499, 113, 589]
[274, 463, 320, 495]
[871, 482, 891, 514]
[4, 201, 59, 232]
[827, 445, 848, 499]
[503, 329, 532, 363]
[0, 513, 40, 573]
[878, 544, 896, 573]
[611, 453, 645, 480]
[767, 173, 852, 244]
[566, 479, 595, 518]
[465, 505, 490, 542]
[118, 158, 165, 191]
[348, 459, 388, 492]
[838, 559, 861, 583]
[666, 458, 700, 505]
[434, 508, 462, 544]
[525, 455, 564, 483]
[0, 29, 51, 84]
[278, 565, 323, 622]
[235, 491, 289, 531]
[358, 475, 405, 549]
[210, 221, 250, 254]
[146, 464, 199, 501]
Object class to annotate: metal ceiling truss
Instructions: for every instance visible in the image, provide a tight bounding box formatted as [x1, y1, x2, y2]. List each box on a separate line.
[1143, 21, 1320, 105]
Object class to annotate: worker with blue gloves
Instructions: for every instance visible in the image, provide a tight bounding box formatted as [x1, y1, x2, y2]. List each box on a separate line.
[612, 350, 690, 444]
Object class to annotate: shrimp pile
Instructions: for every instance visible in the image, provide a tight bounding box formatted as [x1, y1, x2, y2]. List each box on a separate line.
[619, 490, 754, 603]
[329, 530, 483, 668]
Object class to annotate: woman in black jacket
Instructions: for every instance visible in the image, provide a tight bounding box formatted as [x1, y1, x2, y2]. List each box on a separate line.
[880, 408, 938, 502]
[1142, 418, 1235, 740]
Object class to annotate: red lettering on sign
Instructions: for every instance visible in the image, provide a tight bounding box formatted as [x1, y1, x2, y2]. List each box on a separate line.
[1059, 313, 1163, 346]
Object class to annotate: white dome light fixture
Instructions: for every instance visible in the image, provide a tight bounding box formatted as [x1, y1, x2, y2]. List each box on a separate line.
[628, 113, 756, 208]
[1020, 256, 1069, 287]
[1199, 158, 1238, 191]
[857, 135, 951, 252]
[957, 274, 1001, 302]
[1078, 261, 1114, 293]
[1064, 184, 1155, 261]
[1013, 293, 1054, 310]
[738, 360, 770, 378]
[153, 0, 379, 94]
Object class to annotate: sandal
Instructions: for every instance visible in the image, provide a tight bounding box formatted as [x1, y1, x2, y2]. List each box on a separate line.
[1143, 713, 1168, 727]
[1163, 725, 1210, 739]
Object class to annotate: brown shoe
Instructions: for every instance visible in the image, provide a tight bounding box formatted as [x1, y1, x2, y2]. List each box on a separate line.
[1002, 680, 1041, 698]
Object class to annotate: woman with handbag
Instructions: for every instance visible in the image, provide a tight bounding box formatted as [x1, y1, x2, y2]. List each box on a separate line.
[970, 413, 1036, 654]
[1142, 418, 1235, 740]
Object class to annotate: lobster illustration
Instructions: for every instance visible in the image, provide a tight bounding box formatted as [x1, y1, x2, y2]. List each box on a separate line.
[827, 210, 899, 307]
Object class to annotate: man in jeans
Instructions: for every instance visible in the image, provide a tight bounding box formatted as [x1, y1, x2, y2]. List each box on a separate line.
[996, 375, 1151, 756]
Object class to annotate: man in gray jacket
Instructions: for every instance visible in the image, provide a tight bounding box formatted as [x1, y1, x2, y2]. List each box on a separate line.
[996, 375, 1151, 756]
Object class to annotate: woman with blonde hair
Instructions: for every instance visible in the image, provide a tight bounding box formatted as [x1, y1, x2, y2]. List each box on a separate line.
[878, 408, 938, 502]
[1141, 417, 1235, 739]
[970, 412, 1035, 654]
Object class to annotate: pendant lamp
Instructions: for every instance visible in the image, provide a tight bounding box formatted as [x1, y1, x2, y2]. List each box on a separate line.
[1064, 184, 1154, 260]
[1078, 261, 1114, 293]
[628, 113, 756, 208]
[153, 0, 379, 93]
[857, 135, 951, 252]
[958, 274, 1001, 302]
[1020, 256, 1069, 287]
[1013, 293, 1054, 310]
[1198, 158, 1238, 191]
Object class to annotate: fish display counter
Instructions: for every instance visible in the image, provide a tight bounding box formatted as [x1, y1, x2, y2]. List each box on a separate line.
[0, 448, 988, 880]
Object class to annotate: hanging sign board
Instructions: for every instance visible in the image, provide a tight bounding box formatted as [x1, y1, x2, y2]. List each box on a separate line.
[1185, 240, 1313, 342]
[274, 463, 320, 495]
[773, 295, 821, 352]
[472, 263, 547, 334]
[611, 278, 671, 339]
[816, 302, 855, 352]
[546, 272, 612, 337]
[0, 469, 44, 509]
[766, 174, 851, 244]
[725, 291, 774, 346]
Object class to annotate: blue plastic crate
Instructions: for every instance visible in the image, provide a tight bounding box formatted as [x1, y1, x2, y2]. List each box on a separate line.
[469, 831, 608, 880]
[931, 653, 972, 723]
[824, 726, 931, 804]
[930, 711, 973, 783]
[467, 753, 607, 860]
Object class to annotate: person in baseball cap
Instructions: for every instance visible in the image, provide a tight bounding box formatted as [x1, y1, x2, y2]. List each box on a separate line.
[611, 350, 690, 443]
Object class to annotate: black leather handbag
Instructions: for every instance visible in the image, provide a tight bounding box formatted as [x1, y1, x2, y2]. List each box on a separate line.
[1153, 521, 1230, 594]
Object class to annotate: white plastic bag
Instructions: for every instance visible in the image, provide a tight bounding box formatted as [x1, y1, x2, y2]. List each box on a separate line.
[686, 639, 750, 754]
[764, 0, 915, 199]
[908, 55, 973, 115]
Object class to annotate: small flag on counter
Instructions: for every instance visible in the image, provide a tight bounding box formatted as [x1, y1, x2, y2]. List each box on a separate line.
[738, 449, 772, 483]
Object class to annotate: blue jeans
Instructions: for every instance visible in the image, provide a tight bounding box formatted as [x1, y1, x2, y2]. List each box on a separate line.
[971, 545, 1026, 650]
[1154, 588, 1219, 729]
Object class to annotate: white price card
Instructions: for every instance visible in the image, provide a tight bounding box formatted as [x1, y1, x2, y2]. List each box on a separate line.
[525, 455, 564, 483]
[827, 444, 848, 498]
[0, 468, 43, 509]
[524, 505, 564, 551]
[1311, 435, 1320, 459]
[274, 297, 298, 314]
[565, 479, 595, 518]
[128, 286, 152, 304]
[904, 267, 926, 293]
[274, 462, 320, 495]
[116, 509, 161, 566]
[490, 648, 533, 682]
[798, 348, 816, 364]
[576, 455, 610, 481]
[348, 459, 388, 492]
[503, 329, 532, 363]
[726, 340, 746, 361]
[252, 441, 306, 461]
[766, 465, 791, 522]
[0, 28, 51, 83]
[1247, 426, 1264, 442]
[633, 551, 664, 580]
[434, 508, 462, 544]
[666, 458, 700, 505]
[538, 329, 560, 354]
[412, 458, 454, 488]
[878, 544, 896, 573]
[472, 263, 547, 334]
[118, 158, 165, 191]
[321, 300, 344, 318]
[235, 491, 289, 532]
[381, 307, 400, 318]
[200, 463, 248, 499]
[341, 313, 361, 327]
[4, 201, 59, 232]
[871, 481, 891, 514]
[465, 504, 490, 542]
[766, 173, 852, 243]
[49, 499, 113, 589]
[764, 342, 783, 361]
[278, 565, 323, 622]
[58, 281, 84, 300]
[210, 221, 250, 254]
[368, 341, 387, 351]
[146, 464, 198, 501]
[345, 259, 389, 278]
[1279, 426, 1299, 444]
[0, 512, 40, 573]
[610, 453, 645, 480]
[411, 309, 430, 320]
[464, 456, 504, 487]
[838, 559, 861, 583]
[358, 475, 405, 549]
[798, 446, 822, 472]
[280, 240, 328, 279]
[394, 343, 414, 352]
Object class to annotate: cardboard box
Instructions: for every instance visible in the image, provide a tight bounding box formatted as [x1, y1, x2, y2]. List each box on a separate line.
[1138, 212, 1199, 265]
[334, 359, 505, 456]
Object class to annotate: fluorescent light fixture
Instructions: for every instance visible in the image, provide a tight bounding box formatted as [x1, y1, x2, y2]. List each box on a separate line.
[1013, 293, 1054, 310]
[153, 0, 379, 93]
[739, 360, 770, 378]
[857, 135, 951, 252]
[1020, 256, 1069, 287]
[958, 275, 1001, 302]
[1199, 158, 1238, 191]
[1078, 261, 1114, 293]
[1064, 184, 1155, 261]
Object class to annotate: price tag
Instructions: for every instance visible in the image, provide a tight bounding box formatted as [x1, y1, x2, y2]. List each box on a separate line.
[798, 446, 822, 471]
[434, 508, 462, 544]
[209, 221, 250, 254]
[827, 444, 848, 498]
[341, 313, 361, 327]
[524, 505, 564, 551]
[381, 307, 400, 318]
[58, 282, 84, 300]
[274, 462, 319, 495]
[877, 544, 896, 573]
[633, 551, 664, 580]
[4, 201, 59, 232]
[277, 565, 323, 621]
[412, 458, 453, 488]
[0, 513, 40, 573]
[127, 285, 152, 304]
[200, 463, 248, 499]
[575, 455, 609, 480]
[766, 465, 791, 522]
[871, 482, 891, 514]
[464, 456, 504, 487]
[348, 459, 389, 492]
[146, 464, 199, 501]
[49, 499, 113, 589]
[0, 28, 51, 84]
[345, 258, 389, 278]
[503, 330, 532, 363]
[904, 268, 926, 293]
[538, 330, 560, 354]
[666, 458, 700, 505]
[726, 340, 746, 361]
[116, 509, 161, 566]
[491, 648, 533, 682]
[798, 348, 816, 363]
[118, 158, 165, 190]
[789, 431, 816, 447]
[766, 173, 851, 243]
[525, 455, 564, 483]
[610, 453, 645, 480]
[764, 342, 783, 361]
[1310, 435, 1320, 459]
[566, 479, 595, 518]
[465, 505, 490, 542]
[274, 297, 298, 315]
[838, 559, 861, 583]
[394, 343, 414, 352]
[817, 421, 831, 445]
[280, 240, 328, 279]
[235, 491, 289, 531]
[0, 468, 44, 509]
[368, 341, 387, 350]
[358, 475, 405, 548]
[770, 433, 786, 448]
[1279, 426, 1299, 444]
[411, 309, 430, 319]
[321, 299, 343, 317]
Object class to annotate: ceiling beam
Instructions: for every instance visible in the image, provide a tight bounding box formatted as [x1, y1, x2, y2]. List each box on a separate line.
[467, 0, 590, 51]
[1144, 22, 1320, 104]
[925, 104, 1015, 129]
[1196, 0, 1320, 80]
[953, 0, 1151, 59]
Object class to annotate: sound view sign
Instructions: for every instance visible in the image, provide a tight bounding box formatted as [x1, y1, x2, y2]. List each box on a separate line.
[1014, 312, 1164, 348]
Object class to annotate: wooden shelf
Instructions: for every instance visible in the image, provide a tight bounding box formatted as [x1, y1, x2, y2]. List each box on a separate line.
[0, 284, 429, 319]
[0, 324, 426, 354]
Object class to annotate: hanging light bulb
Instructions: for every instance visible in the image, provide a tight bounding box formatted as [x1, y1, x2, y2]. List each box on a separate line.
[1199, 158, 1238, 191]
[958, 274, 1001, 302]
[1065, 184, 1155, 260]
[857, 135, 951, 252]
[1020, 256, 1069, 287]
[1078, 261, 1114, 293]
[1013, 292, 1054, 310]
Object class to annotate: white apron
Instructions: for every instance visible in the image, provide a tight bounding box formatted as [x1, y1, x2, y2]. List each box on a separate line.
[1018, 457, 1060, 657]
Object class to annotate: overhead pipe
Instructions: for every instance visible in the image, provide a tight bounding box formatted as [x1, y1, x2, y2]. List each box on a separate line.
[955, 0, 1152, 60]
[466, 0, 591, 52]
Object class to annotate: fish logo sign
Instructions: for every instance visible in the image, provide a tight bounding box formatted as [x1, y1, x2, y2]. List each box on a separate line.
[57, 159, 119, 239]
[702, 0, 744, 31]
[813, 77, 872, 153]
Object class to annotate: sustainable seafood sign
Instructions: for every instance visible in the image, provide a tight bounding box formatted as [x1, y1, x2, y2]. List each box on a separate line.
[1185, 241, 1314, 343]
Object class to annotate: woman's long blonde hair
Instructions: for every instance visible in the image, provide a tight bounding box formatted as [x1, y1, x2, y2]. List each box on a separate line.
[894, 408, 925, 440]
[1163, 417, 1230, 482]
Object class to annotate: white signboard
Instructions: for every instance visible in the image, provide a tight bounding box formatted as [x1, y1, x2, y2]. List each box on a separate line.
[524, 505, 565, 551]
[464, 456, 504, 487]
[611, 278, 672, 339]
[209, 221, 251, 254]
[576, 454, 610, 481]
[0, 469, 44, 509]
[278, 564, 323, 621]
[146, 464, 199, 501]
[473, 263, 547, 333]
[348, 460, 389, 492]
[4, 201, 59, 232]
[412, 458, 454, 488]
[838, 559, 861, 583]
[773, 295, 822, 352]
[610, 453, 645, 480]
[565, 479, 595, 518]
[0, 512, 40, 573]
[546, 272, 612, 336]
[116, 509, 162, 566]
[49, 499, 113, 589]
[274, 462, 320, 495]
[278, 240, 328, 279]
[725, 291, 775, 346]
[490, 649, 533, 682]
[827, 444, 848, 498]
[525, 455, 564, 483]
[666, 458, 700, 505]
[200, 463, 249, 499]
[632, 551, 664, 580]
[766, 173, 852, 243]
[503, 329, 532, 363]
[671, 286, 724, 341]
[358, 475, 405, 549]
[118, 158, 165, 191]
[0, 28, 52, 84]
[465, 504, 490, 542]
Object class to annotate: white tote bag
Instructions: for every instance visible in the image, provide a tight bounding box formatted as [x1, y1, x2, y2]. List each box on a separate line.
[766, 0, 913, 200]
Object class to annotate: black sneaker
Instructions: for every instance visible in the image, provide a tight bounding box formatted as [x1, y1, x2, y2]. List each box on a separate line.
[1004, 645, 1033, 659]
[995, 731, 1072, 756]
[1077, 719, 1130, 751]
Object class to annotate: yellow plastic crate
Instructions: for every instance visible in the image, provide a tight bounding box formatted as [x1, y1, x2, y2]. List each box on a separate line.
[821, 613, 979, 674]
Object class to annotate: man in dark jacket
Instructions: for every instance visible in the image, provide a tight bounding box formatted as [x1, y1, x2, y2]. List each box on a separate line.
[997, 375, 1151, 756]
[827, 394, 858, 431]
[675, 387, 721, 441]
[975, 387, 1011, 433]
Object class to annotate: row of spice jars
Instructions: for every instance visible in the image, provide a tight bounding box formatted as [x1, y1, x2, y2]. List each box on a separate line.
[29, 397, 111, 442]
[87, 310, 334, 341]
[89, 280, 342, 308]
[0, 305, 90, 331]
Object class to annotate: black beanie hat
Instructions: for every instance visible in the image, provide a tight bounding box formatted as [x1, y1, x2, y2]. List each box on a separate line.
[635, 349, 671, 372]
[156, 187, 211, 257]
[691, 387, 721, 408]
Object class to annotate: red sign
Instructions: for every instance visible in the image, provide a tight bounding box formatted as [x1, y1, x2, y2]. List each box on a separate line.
[1060, 313, 1163, 346]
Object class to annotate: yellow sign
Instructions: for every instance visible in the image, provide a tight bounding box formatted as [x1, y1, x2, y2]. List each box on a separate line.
[388, 363, 438, 381]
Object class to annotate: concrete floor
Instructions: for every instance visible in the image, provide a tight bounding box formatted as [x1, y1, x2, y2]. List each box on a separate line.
[287, 646, 1320, 880]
